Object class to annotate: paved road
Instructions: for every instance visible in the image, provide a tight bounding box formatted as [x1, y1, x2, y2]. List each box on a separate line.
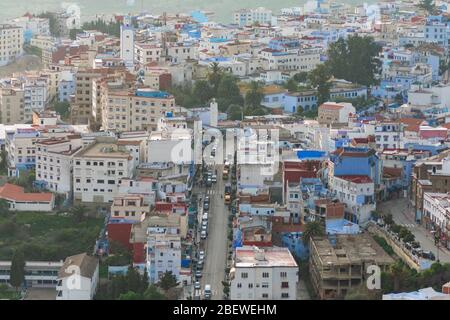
[200, 164, 228, 300]
[378, 198, 450, 263]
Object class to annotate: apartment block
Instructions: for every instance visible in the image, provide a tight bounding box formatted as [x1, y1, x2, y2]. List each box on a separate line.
[0, 24, 23, 66]
[72, 138, 136, 204]
[230, 246, 298, 300]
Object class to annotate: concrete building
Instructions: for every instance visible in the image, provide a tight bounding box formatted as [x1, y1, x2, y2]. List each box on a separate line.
[318, 102, 356, 127]
[374, 121, 404, 150]
[111, 194, 150, 222]
[72, 138, 135, 204]
[423, 192, 450, 249]
[0, 183, 54, 212]
[309, 234, 394, 300]
[6, 127, 41, 177]
[0, 260, 63, 288]
[328, 175, 376, 224]
[0, 86, 25, 124]
[230, 246, 298, 300]
[0, 24, 23, 67]
[120, 16, 134, 69]
[56, 253, 99, 300]
[102, 88, 177, 132]
[35, 136, 82, 195]
[233, 7, 273, 27]
[146, 226, 182, 284]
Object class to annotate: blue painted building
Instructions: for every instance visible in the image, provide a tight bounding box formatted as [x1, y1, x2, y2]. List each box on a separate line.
[329, 147, 381, 185]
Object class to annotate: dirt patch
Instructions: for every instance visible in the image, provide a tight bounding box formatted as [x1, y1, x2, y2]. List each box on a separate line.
[0, 55, 43, 77]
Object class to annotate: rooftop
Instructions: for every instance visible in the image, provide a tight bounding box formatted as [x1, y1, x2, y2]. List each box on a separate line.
[234, 246, 297, 268]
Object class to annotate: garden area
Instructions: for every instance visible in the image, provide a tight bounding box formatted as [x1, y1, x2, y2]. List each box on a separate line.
[0, 210, 103, 261]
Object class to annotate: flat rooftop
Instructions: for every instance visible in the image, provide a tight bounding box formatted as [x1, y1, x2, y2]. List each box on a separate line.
[311, 233, 394, 266]
[75, 142, 132, 159]
[234, 246, 297, 268]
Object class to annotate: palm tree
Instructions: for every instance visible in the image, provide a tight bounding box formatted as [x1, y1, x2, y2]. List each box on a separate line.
[302, 220, 325, 245]
[208, 62, 223, 95]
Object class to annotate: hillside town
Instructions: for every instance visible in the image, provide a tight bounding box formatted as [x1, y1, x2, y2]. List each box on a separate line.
[0, 0, 450, 301]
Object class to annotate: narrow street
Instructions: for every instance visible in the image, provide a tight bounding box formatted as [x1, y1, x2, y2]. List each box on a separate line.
[201, 164, 228, 300]
[377, 198, 450, 263]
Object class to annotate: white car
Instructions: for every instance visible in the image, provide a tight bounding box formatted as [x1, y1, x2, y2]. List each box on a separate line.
[199, 250, 205, 260]
[201, 230, 207, 239]
[202, 220, 208, 228]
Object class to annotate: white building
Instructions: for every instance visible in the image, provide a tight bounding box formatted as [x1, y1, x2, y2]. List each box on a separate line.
[423, 192, 450, 232]
[0, 24, 23, 66]
[120, 16, 134, 69]
[72, 138, 135, 204]
[35, 136, 82, 195]
[230, 246, 298, 300]
[233, 7, 273, 27]
[328, 175, 376, 224]
[7, 16, 50, 38]
[6, 127, 41, 177]
[56, 253, 99, 300]
[374, 122, 404, 150]
[146, 226, 181, 284]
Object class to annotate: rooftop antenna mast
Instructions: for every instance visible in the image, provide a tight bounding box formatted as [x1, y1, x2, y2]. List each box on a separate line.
[161, 11, 169, 61]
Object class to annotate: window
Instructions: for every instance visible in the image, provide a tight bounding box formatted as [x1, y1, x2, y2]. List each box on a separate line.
[241, 272, 248, 279]
[281, 293, 289, 298]
[262, 293, 269, 298]
[262, 272, 269, 278]
[280, 272, 287, 278]
[237, 283, 242, 288]
[248, 283, 253, 288]
[281, 282, 289, 288]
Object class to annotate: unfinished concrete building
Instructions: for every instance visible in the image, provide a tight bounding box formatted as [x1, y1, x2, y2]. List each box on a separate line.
[309, 233, 394, 299]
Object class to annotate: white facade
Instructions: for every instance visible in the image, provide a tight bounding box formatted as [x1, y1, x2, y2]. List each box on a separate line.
[120, 16, 134, 69]
[0, 24, 23, 67]
[146, 226, 182, 284]
[328, 175, 376, 224]
[374, 122, 403, 150]
[423, 192, 450, 231]
[73, 140, 135, 203]
[230, 246, 298, 300]
[36, 137, 82, 195]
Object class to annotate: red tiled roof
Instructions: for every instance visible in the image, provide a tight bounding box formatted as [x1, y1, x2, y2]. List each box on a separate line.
[0, 183, 53, 202]
[334, 175, 373, 184]
[319, 103, 343, 111]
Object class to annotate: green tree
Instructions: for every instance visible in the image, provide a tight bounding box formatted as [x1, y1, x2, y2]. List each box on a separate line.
[244, 81, 264, 108]
[0, 199, 10, 215]
[193, 80, 213, 105]
[326, 35, 381, 87]
[216, 74, 244, 112]
[118, 290, 142, 300]
[53, 101, 71, 120]
[127, 267, 142, 293]
[308, 64, 332, 105]
[158, 271, 178, 291]
[383, 213, 394, 226]
[418, 0, 436, 14]
[302, 220, 325, 245]
[293, 72, 309, 83]
[208, 62, 224, 95]
[143, 284, 166, 300]
[70, 205, 87, 223]
[10, 249, 25, 292]
[296, 105, 304, 117]
[0, 150, 8, 174]
[284, 78, 298, 92]
[227, 104, 244, 121]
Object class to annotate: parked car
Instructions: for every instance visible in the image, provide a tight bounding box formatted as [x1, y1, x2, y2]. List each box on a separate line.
[199, 250, 205, 260]
[422, 250, 436, 261]
[202, 220, 208, 228]
[211, 175, 217, 183]
[203, 201, 209, 210]
[195, 271, 202, 279]
[204, 284, 211, 300]
[201, 230, 207, 239]
[194, 281, 201, 290]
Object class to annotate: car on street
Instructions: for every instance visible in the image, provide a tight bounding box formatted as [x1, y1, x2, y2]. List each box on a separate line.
[194, 281, 201, 290]
[204, 284, 211, 300]
[197, 259, 204, 270]
[199, 250, 205, 260]
[211, 175, 217, 183]
[201, 230, 207, 239]
[422, 250, 436, 261]
[195, 271, 202, 279]
[203, 201, 209, 210]
[202, 212, 208, 221]
[202, 220, 208, 228]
